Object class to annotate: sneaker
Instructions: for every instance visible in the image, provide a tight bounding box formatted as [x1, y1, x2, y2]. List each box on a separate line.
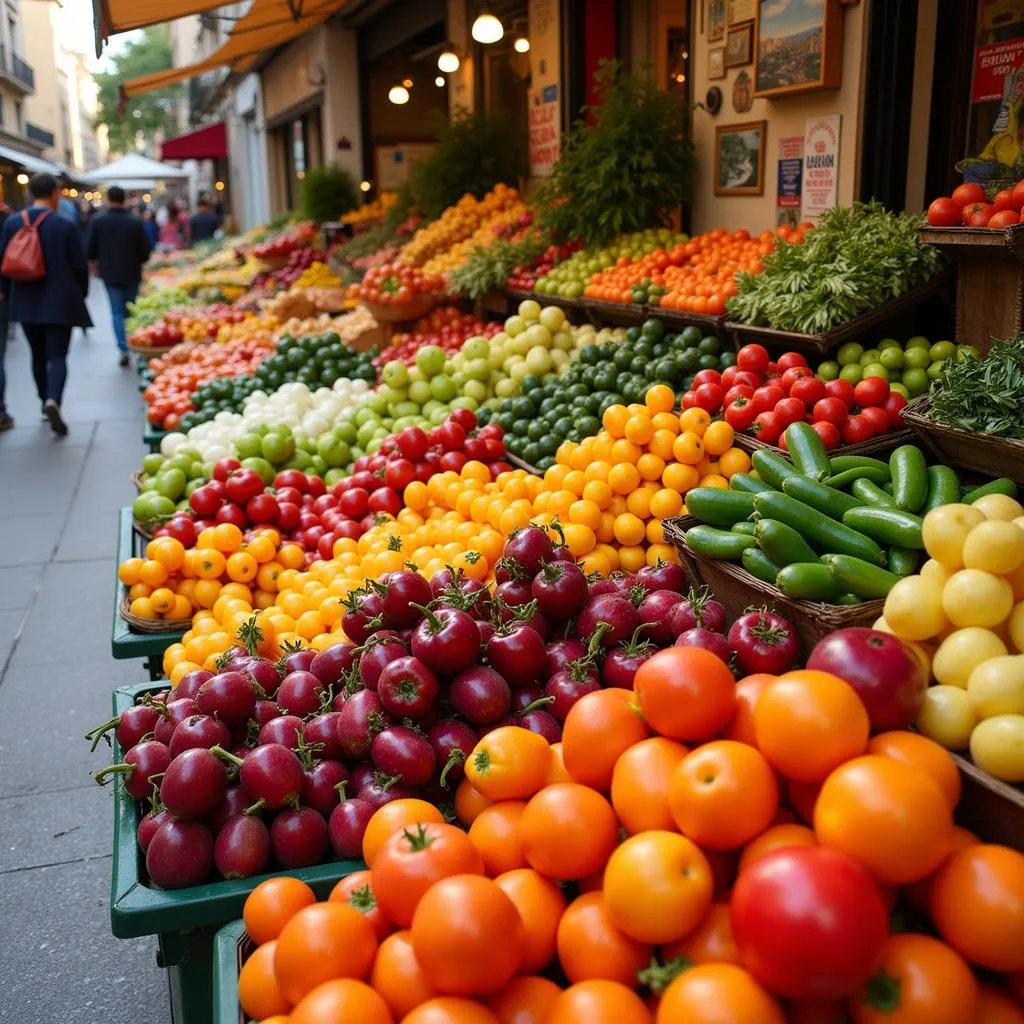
[43, 399, 68, 437]
[0, 410, 13, 432]
[119, 352, 130, 367]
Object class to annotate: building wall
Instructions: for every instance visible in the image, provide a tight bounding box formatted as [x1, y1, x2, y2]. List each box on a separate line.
[906, 0, 938, 213]
[321, 22, 362, 183]
[231, 73, 271, 230]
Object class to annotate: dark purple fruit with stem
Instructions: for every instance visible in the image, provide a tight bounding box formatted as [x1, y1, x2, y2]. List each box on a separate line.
[206, 786, 253, 832]
[349, 762, 375, 794]
[329, 796, 373, 858]
[358, 635, 408, 692]
[668, 587, 727, 636]
[604, 626, 657, 690]
[545, 639, 586, 679]
[544, 656, 602, 722]
[512, 685, 544, 711]
[487, 621, 547, 688]
[577, 594, 639, 649]
[377, 656, 439, 719]
[336, 689, 389, 761]
[146, 820, 214, 889]
[342, 588, 383, 645]
[228, 743, 303, 810]
[378, 569, 433, 627]
[495, 578, 533, 610]
[253, 700, 281, 727]
[302, 712, 345, 760]
[589, 572, 635, 597]
[427, 719, 477, 785]
[153, 698, 199, 746]
[172, 669, 213, 701]
[359, 771, 413, 811]
[214, 815, 271, 879]
[85, 703, 162, 753]
[503, 700, 562, 743]
[449, 666, 512, 725]
[636, 560, 688, 595]
[370, 726, 436, 786]
[196, 671, 257, 729]
[310, 642, 357, 689]
[160, 748, 227, 819]
[282, 648, 316, 675]
[94, 740, 172, 802]
[271, 807, 328, 869]
[301, 760, 349, 818]
[244, 658, 283, 698]
[676, 627, 733, 665]
[138, 808, 174, 854]
[637, 590, 686, 646]
[532, 560, 589, 620]
[276, 671, 325, 718]
[410, 605, 481, 674]
[504, 525, 554, 577]
[257, 715, 303, 750]
[168, 715, 232, 758]
[476, 621, 496, 647]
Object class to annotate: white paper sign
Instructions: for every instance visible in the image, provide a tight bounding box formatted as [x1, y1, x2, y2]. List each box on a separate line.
[801, 115, 841, 223]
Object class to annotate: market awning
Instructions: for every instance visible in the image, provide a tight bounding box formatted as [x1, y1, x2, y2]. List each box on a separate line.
[0, 143, 63, 175]
[93, 0, 228, 56]
[161, 122, 228, 162]
[80, 153, 192, 184]
[120, 0, 350, 98]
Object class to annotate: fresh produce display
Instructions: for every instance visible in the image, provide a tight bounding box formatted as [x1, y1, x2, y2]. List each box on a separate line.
[816, 335, 976, 399]
[728, 203, 945, 334]
[357, 263, 446, 306]
[504, 239, 584, 293]
[341, 191, 397, 224]
[373, 308, 500, 369]
[251, 223, 319, 262]
[125, 287, 197, 335]
[927, 178, 1024, 228]
[252, 247, 329, 291]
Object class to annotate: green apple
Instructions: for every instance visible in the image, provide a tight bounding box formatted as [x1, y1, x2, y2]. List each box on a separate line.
[462, 336, 490, 360]
[859, 349, 881, 366]
[889, 382, 910, 399]
[879, 347, 905, 370]
[415, 345, 446, 376]
[518, 300, 541, 321]
[317, 433, 351, 468]
[430, 375, 456, 402]
[525, 347, 553, 374]
[156, 468, 186, 501]
[905, 335, 931, 351]
[839, 363, 864, 384]
[505, 315, 526, 337]
[409, 380, 432, 405]
[235, 433, 264, 459]
[142, 453, 164, 474]
[463, 379, 488, 402]
[241, 457, 275, 484]
[451, 396, 478, 411]
[901, 368, 929, 396]
[382, 360, 409, 388]
[903, 347, 931, 370]
[927, 361, 944, 380]
[956, 344, 981, 361]
[262, 431, 294, 464]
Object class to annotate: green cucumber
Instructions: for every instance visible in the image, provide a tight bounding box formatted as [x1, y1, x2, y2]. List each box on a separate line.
[923, 465, 961, 513]
[742, 547, 783, 584]
[822, 553, 900, 599]
[882, 481, 895, 494]
[754, 518, 820, 566]
[782, 476, 862, 520]
[752, 491, 886, 565]
[729, 472, 776, 494]
[890, 445, 928, 513]
[963, 478, 1019, 504]
[731, 521, 757, 536]
[685, 488, 756, 527]
[851, 478, 897, 508]
[685, 525, 756, 560]
[776, 563, 844, 601]
[826, 466, 892, 490]
[836, 593, 862, 605]
[751, 449, 800, 491]
[785, 421, 831, 482]
[888, 546, 921, 577]
[841, 507, 924, 549]
[829, 455, 891, 479]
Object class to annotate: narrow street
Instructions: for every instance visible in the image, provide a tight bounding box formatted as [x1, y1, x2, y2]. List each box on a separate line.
[0, 283, 171, 1024]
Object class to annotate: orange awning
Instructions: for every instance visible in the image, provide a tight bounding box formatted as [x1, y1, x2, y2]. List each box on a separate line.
[120, 0, 348, 97]
[93, 0, 229, 55]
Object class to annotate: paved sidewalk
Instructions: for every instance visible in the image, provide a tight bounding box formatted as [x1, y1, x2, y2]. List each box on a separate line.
[0, 282, 171, 1023]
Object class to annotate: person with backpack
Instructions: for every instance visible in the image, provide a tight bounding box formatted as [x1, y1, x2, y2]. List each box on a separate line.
[0, 173, 92, 437]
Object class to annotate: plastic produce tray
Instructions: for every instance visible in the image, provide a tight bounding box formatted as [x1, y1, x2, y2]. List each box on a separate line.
[212, 920, 248, 1024]
[144, 419, 167, 453]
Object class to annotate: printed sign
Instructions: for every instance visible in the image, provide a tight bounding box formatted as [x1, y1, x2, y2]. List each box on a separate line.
[801, 115, 841, 223]
[973, 39, 1024, 104]
[528, 0, 561, 177]
[776, 136, 804, 229]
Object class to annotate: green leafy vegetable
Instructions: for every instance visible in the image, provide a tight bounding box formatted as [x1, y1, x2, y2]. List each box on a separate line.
[448, 235, 548, 300]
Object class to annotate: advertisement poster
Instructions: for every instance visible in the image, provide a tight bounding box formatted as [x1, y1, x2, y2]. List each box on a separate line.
[973, 39, 1024, 103]
[801, 115, 841, 223]
[528, 0, 561, 177]
[776, 136, 804, 229]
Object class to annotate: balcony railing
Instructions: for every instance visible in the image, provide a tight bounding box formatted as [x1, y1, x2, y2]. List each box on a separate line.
[25, 122, 54, 147]
[0, 45, 34, 91]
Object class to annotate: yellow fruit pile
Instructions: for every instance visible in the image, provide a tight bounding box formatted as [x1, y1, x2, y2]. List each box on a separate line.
[341, 192, 397, 224]
[294, 261, 342, 289]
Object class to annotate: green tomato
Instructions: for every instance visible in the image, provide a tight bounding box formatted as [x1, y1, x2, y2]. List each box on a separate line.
[316, 434, 351, 468]
[394, 401, 422, 418]
[539, 306, 564, 331]
[288, 448, 312, 471]
[495, 378, 519, 399]
[308, 455, 328, 477]
[839, 363, 864, 384]
[905, 335, 931, 351]
[366, 393, 390, 416]
[408, 380, 432, 405]
[859, 348, 881, 366]
[877, 338, 902, 351]
[451, 395, 479, 412]
[324, 468, 347, 487]
[901, 367, 930, 396]
[902, 347, 931, 370]
[142, 453, 164, 474]
[156, 468, 187, 501]
[133, 492, 175, 521]
[416, 345, 447, 376]
[336, 421, 358, 445]
[861, 362, 889, 381]
[505, 315, 527, 337]
[430, 374, 457, 402]
[262, 432, 295, 465]
[879, 347, 905, 370]
[837, 342, 863, 366]
[518, 299, 542, 321]
[430, 406, 450, 426]
[817, 360, 840, 381]
[463, 379, 488, 402]
[241, 457, 276, 484]
[929, 340, 956, 362]
[382, 360, 409, 388]
[234, 433, 264, 459]
[889, 382, 910, 399]
[462, 336, 490, 360]
[956, 344, 981, 362]
[927, 360, 945, 380]
[525, 347, 553, 374]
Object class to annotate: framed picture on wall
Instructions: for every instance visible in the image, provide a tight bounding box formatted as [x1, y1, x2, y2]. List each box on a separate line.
[715, 120, 766, 195]
[725, 24, 753, 67]
[708, 47, 726, 80]
[727, 0, 755, 25]
[708, 0, 726, 42]
[754, 0, 844, 98]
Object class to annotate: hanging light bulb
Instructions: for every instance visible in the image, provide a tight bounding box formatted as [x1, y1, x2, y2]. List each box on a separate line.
[435, 76, 446, 87]
[513, 36, 530, 53]
[472, 11, 504, 44]
[388, 84, 410, 105]
[437, 48, 460, 73]
[360, 180, 372, 192]
[402, 78, 413, 88]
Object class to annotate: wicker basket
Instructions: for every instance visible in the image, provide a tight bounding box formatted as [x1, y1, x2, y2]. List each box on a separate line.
[130, 471, 144, 492]
[128, 343, 176, 360]
[581, 298, 646, 327]
[118, 593, 192, 634]
[662, 516, 884, 656]
[901, 397, 1024, 484]
[133, 519, 156, 540]
[652, 306, 729, 333]
[732, 428, 916, 460]
[363, 295, 436, 323]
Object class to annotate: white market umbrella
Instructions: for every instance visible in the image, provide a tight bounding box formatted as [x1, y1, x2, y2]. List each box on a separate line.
[80, 153, 191, 185]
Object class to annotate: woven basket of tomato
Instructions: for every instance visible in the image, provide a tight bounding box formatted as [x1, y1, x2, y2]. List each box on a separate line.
[359, 263, 444, 322]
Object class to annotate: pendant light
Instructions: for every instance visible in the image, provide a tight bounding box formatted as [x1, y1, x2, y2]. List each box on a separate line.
[513, 36, 530, 53]
[471, 11, 504, 44]
[437, 47, 460, 73]
[388, 84, 410, 105]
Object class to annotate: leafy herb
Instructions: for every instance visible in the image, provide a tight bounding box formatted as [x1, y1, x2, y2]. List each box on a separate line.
[727, 203, 945, 334]
[928, 336, 1024, 439]
[336, 224, 400, 263]
[299, 165, 359, 224]
[538, 61, 695, 247]
[448, 235, 548, 299]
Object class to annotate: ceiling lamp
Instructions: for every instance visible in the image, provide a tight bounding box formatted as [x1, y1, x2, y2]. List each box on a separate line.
[402, 78, 413, 88]
[513, 36, 530, 53]
[388, 84, 410, 105]
[435, 76, 446, 87]
[472, 11, 504, 44]
[437, 48, 460, 73]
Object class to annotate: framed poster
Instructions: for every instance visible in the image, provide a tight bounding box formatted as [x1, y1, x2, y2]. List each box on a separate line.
[708, 0, 726, 42]
[728, 0, 755, 25]
[754, 0, 844, 98]
[725, 24, 753, 67]
[715, 120, 766, 195]
[708, 47, 726, 80]
[732, 70, 753, 112]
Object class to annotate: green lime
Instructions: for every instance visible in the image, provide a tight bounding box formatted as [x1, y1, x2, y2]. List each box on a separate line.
[859, 348, 881, 366]
[861, 363, 889, 381]
[903, 347, 931, 370]
[879, 347, 905, 370]
[905, 335, 931, 351]
[837, 342, 863, 366]
[877, 338, 902, 351]
[839, 363, 864, 384]
[956, 344, 981, 362]
[901, 368, 930, 396]
[929, 341, 956, 362]
[889, 382, 910, 399]
[235, 433, 264, 460]
[927, 361, 944, 380]
[817, 360, 840, 381]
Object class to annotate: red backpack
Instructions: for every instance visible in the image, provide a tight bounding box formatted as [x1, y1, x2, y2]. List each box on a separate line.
[1, 209, 49, 282]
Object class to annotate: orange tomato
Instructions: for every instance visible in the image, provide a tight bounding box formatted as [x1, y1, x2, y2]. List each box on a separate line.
[661, 902, 740, 967]
[548, 980, 653, 1024]
[362, 798, 445, 866]
[929, 844, 1024, 972]
[288, 978, 392, 1024]
[556, 892, 652, 986]
[519, 783, 619, 881]
[468, 802, 529, 877]
[544, 742, 573, 785]
[402, 996, 501, 1024]
[978, 986, 1024, 1024]
[610, 736, 689, 834]
[328, 871, 394, 943]
[465, 727, 552, 802]
[454, 777, 493, 825]
[866, 730, 961, 810]
[243, 876, 316, 945]
[724, 673, 776, 746]
[814, 755, 953, 886]
[369, 930, 441, 1018]
[655, 964, 785, 1024]
[737, 824, 817, 875]
[237, 940, 290, 1020]
[488, 976, 562, 1024]
[494, 868, 566, 974]
[753, 670, 870, 782]
[562, 688, 649, 791]
[668, 740, 779, 850]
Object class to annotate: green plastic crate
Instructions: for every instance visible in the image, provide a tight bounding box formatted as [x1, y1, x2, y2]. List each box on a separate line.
[109, 682, 364, 1024]
[111, 509, 185, 679]
[212, 920, 248, 1024]
[144, 419, 167, 452]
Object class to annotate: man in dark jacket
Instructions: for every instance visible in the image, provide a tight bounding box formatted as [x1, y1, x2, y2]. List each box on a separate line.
[0, 173, 92, 436]
[189, 197, 220, 245]
[86, 185, 152, 367]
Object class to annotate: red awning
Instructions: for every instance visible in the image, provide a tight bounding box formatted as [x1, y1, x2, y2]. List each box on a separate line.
[161, 122, 228, 161]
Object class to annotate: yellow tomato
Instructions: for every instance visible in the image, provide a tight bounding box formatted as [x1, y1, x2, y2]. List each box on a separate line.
[961, 519, 1024, 575]
[969, 715, 1024, 781]
[932, 628, 1009, 688]
[942, 569, 1014, 628]
[882, 576, 948, 642]
[973, 493, 1024, 522]
[916, 685, 977, 749]
[922, 504, 986, 568]
[966, 655, 1024, 718]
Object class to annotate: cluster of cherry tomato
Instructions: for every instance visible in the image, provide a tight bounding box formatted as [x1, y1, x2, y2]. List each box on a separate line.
[926, 180, 1024, 230]
[506, 241, 584, 292]
[358, 263, 446, 307]
[374, 307, 501, 368]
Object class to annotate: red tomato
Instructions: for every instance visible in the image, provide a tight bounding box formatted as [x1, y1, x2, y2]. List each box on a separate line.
[841, 414, 875, 445]
[737, 344, 770, 375]
[989, 209, 1020, 228]
[774, 397, 807, 428]
[951, 182, 986, 208]
[780, 367, 813, 392]
[1013, 180, 1024, 211]
[751, 410, 782, 444]
[724, 397, 757, 432]
[824, 378, 856, 409]
[883, 391, 907, 428]
[992, 189, 1017, 212]
[966, 205, 995, 227]
[853, 377, 889, 408]
[693, 383, 725, 414]
[810, 420, 841, 450]
[812, 396, 849, 426]
[723, 384, 755, 406]
[681, 391, 697, 410]
[860, 407, 891, 436]
[790, 377, 827, 407]
[927, 198, 961, 227]
[692, 369, 723, 389]
[729, 846, 890, 1002]
[777, 352, 809, 370]
[752, 385, 785, 414]
[720, 366, 740, 389]
[733, 370, 763, 391]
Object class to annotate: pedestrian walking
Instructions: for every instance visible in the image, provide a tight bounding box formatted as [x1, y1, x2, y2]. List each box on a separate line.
[0, 173, 92, 437]
[189, 196, 220, 245]
[0, 195, 12, 431]
[142, 208, 159, 250]
[158, 201, 184, 251]
[86, 186, 152, 367]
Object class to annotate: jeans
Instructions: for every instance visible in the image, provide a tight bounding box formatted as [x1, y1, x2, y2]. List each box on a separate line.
[105, 283, 138, 353]
[0, 318, 8, 411]
[22, 324, 71, 406]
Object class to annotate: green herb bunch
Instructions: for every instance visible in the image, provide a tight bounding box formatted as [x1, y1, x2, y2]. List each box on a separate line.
[538, 61, 695, 247]
[928, 336, 1024, 439]
[336, 224, 399, 263]
[299, 165, 359, 224]
[727, 202, 945, 333]
[448, 235, 548, 300]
